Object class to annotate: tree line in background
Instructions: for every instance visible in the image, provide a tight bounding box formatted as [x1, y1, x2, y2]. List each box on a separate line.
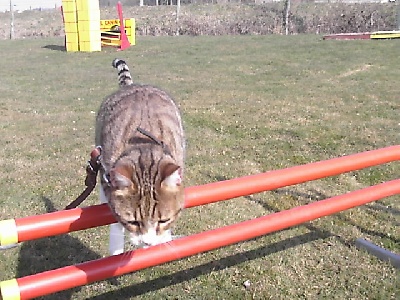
[115, 3, 398, 36]
[100, 0, 288, 6]
[0, 2, 398, 39]
[97, 1, 398, 35]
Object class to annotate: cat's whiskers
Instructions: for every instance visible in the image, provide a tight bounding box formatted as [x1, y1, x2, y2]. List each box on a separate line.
[161, 234, 185, 257]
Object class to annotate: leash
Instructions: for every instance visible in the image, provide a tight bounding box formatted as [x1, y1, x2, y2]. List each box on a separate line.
[65, 146, 102, 210]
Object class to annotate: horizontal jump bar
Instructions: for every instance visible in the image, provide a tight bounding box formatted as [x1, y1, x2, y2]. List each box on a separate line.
[0, 145, 399, 246]
[1, 178, 399, 300]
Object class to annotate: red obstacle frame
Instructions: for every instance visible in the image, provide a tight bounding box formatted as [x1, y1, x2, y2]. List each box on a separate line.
[2, 145, 399, 246]
[0, 146, 399, 299]
[2, 179, 400, 299]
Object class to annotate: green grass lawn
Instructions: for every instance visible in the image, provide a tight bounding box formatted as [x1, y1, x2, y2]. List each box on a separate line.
[0, 35, 399, 299]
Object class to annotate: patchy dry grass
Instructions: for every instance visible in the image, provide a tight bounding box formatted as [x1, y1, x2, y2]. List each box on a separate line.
[0, 35, 399, 299]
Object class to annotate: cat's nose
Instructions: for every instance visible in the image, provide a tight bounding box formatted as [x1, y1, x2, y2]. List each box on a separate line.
[142, 240, 157, 248]
[141, 228, 157, 246]
[142, 242, 153, 248]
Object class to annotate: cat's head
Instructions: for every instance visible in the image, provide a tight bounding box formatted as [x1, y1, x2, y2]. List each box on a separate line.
[106, 157, 184, 247]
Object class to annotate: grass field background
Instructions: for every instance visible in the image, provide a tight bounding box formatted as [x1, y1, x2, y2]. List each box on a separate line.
[0, 35, 399, 299]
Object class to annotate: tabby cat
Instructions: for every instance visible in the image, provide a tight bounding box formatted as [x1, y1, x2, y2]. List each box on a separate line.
[96, 59, 185, 255]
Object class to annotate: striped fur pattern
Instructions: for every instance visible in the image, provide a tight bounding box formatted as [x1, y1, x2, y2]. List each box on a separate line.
[112, 58, 133, 87]
[96, 59, 185, 255]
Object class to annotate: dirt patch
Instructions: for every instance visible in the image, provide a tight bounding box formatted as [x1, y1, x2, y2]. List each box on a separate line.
[338, 64, 373, 78]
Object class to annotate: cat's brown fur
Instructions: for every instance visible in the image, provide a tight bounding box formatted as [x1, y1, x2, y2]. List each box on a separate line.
[96, 59, 185, 251]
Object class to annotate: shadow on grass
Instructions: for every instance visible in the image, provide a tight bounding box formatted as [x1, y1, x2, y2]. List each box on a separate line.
[42, 45, 66, 52]
[16, 196, 118, 300]
[88, 229, 330, 300]
[250, 189, 400, 246]
[271, 188, 327, 202]
[246, 191, 351, 247]
[338, 203, 400, 245]
[365, 202, 400, 217]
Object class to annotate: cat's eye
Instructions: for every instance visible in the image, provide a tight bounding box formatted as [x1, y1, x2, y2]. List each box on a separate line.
[127, 220, 141, 227]
[158, 218, 171, 224]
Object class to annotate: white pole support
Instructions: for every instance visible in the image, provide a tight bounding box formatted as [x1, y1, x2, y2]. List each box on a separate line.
[355, 238, 400, 269]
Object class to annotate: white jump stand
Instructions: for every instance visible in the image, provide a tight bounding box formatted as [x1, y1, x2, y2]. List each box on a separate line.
[355, 238, 400, 269]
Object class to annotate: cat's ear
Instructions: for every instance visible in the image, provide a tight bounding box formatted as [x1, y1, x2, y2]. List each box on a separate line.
[160, 163, 182, 189]
[109, 164, 134, 190]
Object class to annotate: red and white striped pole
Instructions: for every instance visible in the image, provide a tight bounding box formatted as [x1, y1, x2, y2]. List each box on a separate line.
[1, 179, 399, 299]
[1, 145, 399, 246]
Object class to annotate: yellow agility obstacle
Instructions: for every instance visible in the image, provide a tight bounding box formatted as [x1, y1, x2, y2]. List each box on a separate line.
[100, 18, 135, 48]
[370, 31, 400, 40]
[61, 0, 135, 52]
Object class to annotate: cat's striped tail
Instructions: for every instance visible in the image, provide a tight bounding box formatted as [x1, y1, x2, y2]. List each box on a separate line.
[112, 58, 133, 87]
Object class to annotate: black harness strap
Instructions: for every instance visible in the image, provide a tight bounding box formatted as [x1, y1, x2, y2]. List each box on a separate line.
[136, 127, 172, 156]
